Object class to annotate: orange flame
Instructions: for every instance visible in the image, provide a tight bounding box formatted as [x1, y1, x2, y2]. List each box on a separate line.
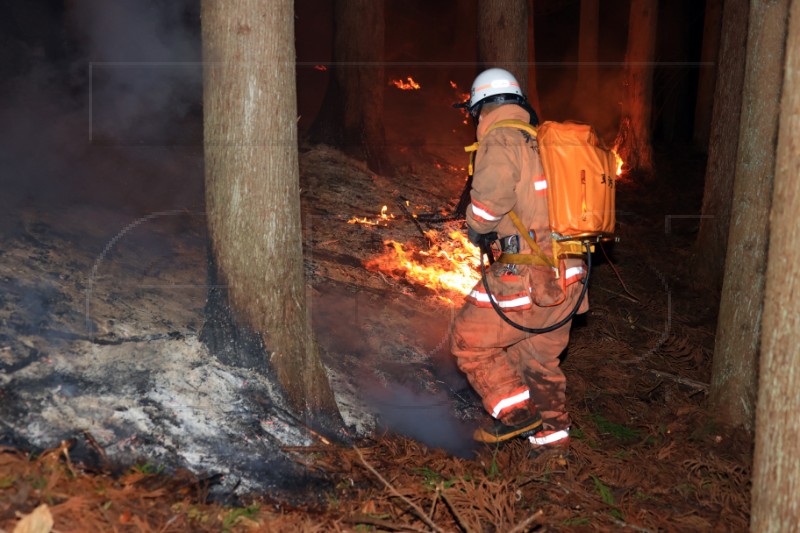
[365, 229, 481, 303]
[389, 77, 421, 90]
[612, 149, 624, 176]
[348, 205, 395, 226]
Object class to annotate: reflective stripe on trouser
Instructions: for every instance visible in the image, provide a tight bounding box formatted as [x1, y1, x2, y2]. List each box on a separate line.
[451, 282, 587, 428]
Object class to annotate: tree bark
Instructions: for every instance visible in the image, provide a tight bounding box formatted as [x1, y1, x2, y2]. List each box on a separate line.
[694, 0, 748, 294]
[309, 0, 388, 174]
[478, 0, 529, 94]
[709, 0, 789, 431]
[615, 0, 658, 177]
[692, 0, 723, 152]
[751, 1, 800, 525]
[572, 0, 599, 123]
[201, 0, 340, 427]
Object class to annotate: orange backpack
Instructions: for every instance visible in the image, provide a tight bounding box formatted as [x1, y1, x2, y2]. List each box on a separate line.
[467, 119, 617, 259]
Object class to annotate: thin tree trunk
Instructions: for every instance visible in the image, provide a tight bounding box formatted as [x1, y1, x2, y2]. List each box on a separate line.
[201, 0, 340, 427]
[751, 1, 800, 525]
[694, 0, 748, 293]
[692, 0, 723, 152]
[709, 0, 789, 431]
[478, 0, 529, 94]
[653, 0, 692, 145]
[616, 0, 658, 176]
[573, 0, 599, 123]
[527, 0, 541, 117]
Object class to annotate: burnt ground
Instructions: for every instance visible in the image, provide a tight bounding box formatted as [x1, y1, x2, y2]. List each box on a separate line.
[0, 127, 752, 532]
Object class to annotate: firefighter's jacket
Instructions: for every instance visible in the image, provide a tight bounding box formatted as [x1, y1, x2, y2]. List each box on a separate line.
[465, 104, 586, 311]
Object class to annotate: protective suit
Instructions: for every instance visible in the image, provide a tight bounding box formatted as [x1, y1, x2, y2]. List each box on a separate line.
[451, 102, 588, 445]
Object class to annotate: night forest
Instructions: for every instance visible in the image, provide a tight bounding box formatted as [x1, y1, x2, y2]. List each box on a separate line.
[0, 0, 798, 531]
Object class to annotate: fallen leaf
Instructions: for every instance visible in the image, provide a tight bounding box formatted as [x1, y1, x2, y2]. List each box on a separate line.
[13, 504, 53, 533]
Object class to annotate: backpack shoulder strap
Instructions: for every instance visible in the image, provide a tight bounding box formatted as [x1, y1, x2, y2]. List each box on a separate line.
[484, 119, 538, 138]
[463, 119, 539, 173]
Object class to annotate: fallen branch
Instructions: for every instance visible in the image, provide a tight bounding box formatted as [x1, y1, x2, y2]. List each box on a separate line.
[648, 370, 709, 392]
[354, 446, 444, 533]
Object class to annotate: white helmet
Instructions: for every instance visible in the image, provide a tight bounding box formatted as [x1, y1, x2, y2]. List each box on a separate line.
[468, 68, 524, 110]
[454, 67, 537, 124]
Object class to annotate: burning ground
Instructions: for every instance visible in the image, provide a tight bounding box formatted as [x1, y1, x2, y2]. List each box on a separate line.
[1, 137, 751, 530]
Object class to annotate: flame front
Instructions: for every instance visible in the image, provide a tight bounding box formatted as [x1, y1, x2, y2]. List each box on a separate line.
[365, 229, 481, 302]
[389, 77, 421, 90]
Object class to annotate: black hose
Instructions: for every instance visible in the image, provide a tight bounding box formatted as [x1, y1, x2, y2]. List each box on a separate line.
[479, 241, 591, 334]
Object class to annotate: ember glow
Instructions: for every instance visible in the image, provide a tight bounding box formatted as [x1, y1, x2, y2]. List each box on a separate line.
[348, 205, 395, 226]
[314, 65, 328, 71]
[365, 229, 482, 302]
[450, 81, 470, 103]
[390, 77, 421, 90]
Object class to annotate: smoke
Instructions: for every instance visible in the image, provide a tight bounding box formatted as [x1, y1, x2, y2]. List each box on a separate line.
[0, 0, 203, 217]
[66, 0, 202, 146]
[366, 381, 477, 458]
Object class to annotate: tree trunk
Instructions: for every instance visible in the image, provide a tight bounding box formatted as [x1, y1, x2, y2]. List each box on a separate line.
[201, 0, 340, 427]
[309, 0, 388, 174]
[527, 0, 541, 117]
[478, 0, 529, 94]
[615, 0, 658, 177]
[572, 0, 599, 123]
[750, 1, 800, 525]
[692, 0, 723, 152]
[694, 0, 748, 294]
[709, 0, 789, 431]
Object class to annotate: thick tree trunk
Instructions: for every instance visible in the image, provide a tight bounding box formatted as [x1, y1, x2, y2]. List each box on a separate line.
[478, 0, 529, 94]
[572, 0, 599, 123]
[201, 0, 340, 427]
[310, 0, 388, 174]
[527, 0, 541, 117]
[456, 0, 531, 219]
[750, 1, 800, 525]
[709, 0, 789, 431]
[616, 0, 658, 177]
[692, 0, 723, 152]
[694, 0, 748, 294]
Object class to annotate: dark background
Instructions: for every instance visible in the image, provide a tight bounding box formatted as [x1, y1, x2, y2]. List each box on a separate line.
[0, 0, 708, 218]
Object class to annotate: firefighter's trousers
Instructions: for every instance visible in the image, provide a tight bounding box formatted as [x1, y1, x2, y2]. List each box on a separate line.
[451, 281, 587, 431]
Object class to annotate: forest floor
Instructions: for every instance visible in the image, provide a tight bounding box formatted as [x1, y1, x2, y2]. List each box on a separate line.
[0, 133, 753, 532]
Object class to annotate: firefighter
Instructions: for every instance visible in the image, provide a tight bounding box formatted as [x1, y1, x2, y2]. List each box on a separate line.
[451, 68, 588, 458]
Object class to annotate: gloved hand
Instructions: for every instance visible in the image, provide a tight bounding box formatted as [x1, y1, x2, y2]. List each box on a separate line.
[468, 226, 497, 247]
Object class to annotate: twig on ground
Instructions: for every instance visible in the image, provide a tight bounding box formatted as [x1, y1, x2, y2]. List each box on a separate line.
[428, 490, 439, 521]
[599, 241, 641, 302]
[397, 197, 434, 247]
[592, 285, 640, 303]
[507, 509, 544, 533]
[354, 446, 444, 533]
[344, 514, 428, 532]
[603, 514, 656, 533]
[438, 488, 474, 533]
[648, 369, 708, 392]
